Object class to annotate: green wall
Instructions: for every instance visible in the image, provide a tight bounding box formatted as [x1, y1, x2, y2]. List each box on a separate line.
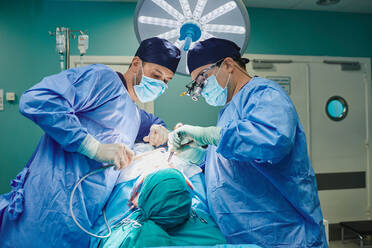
[0, 0, 371, 193]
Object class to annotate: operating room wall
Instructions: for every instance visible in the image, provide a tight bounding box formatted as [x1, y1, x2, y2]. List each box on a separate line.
[0, 0, 372, 193]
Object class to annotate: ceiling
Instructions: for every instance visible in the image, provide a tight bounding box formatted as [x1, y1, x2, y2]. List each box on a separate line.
[67, 0, 372, 14]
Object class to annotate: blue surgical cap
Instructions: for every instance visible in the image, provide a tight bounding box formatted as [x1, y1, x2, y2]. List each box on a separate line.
[187, 38, 245, 73]
[135, 37, 181, 73]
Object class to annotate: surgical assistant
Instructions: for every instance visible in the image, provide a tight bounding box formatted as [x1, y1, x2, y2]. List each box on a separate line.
[168, 38, 328, 247]
[0, 37, 181, 247]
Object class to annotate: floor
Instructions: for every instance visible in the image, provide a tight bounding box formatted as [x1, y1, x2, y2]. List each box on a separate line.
[330, 241, 372, 248]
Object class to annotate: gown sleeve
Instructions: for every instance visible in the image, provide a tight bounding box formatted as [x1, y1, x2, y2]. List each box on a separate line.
[217, 87, 298, 164]
[19, 65, 121, 152]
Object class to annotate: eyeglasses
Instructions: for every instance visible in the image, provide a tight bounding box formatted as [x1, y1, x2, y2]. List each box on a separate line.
[183, 59, 224, 101]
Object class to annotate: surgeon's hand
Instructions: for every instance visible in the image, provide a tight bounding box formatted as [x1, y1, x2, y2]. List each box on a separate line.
[94, 143, 134, 170]
[77, 134, 134, 170]
[143, 124, 169, 147]
[175, 145, 206, 165]
[168, 125, 222, 152]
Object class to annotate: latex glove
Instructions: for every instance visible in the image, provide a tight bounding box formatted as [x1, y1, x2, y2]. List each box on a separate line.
[168, 125, 222, 152]
[94, 143, 134, 170]
[143, 124, 169, 147]
[78, 134, 134, 170]
[175, 144, 206, 165]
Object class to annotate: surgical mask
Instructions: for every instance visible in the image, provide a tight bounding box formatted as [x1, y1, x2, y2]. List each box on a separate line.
[134, 67, 167, 103]
[201, 63, 231, 107]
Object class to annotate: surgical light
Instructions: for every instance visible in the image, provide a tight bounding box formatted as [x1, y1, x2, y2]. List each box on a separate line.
[134, 0, 250, 75]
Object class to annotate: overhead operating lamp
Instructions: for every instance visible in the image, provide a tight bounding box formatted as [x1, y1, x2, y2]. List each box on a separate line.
[134, 0, 250, 75]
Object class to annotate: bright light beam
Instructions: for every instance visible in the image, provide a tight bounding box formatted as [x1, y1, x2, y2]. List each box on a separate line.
[152, 0, 185, 22]
[204, 24, 246, 34]
[138, 16, 180, 28]
[179, 0, 193, 19]
[199, 1, 237, 24]
[157, 29, 180, 40]
[201, 31, 215, 40]
[193, 0, 208, 20]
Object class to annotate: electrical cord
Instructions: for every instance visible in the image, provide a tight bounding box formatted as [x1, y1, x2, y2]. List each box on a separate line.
[69, 164, 114, 239]
[69, 148, 166, 238]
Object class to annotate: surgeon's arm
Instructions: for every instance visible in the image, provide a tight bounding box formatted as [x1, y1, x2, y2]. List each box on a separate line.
[19, 72, 87, 152]
[20, 67, 135, 169]
[19, 67, 115, 152]
[217, 88, 297, 164]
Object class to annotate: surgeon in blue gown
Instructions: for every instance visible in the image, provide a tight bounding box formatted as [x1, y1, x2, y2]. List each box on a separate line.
[168, 38, 328, 247]
[0, 37, 180, 247]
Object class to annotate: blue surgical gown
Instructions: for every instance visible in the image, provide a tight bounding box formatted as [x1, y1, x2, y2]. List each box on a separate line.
[205, 77, 328, 247]
[0, 64, 165, 247]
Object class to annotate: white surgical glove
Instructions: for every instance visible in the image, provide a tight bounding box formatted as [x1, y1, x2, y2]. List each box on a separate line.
[143, 124, 169, 147]
[175, 144, 206, 165]
[78, 134, 134, 170]
[168, 125, 222, 153]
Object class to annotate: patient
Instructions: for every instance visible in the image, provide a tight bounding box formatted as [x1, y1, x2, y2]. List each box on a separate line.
[97, 168, 226, 247]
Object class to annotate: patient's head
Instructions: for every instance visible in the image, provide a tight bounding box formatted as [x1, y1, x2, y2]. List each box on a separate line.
[135, 168, 192, 230]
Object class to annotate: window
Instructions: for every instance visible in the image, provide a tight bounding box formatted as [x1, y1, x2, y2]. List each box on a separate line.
[326, 96, 348, 121]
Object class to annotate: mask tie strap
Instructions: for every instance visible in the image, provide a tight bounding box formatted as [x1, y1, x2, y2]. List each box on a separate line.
[215, 59, 230, 89]
[134, 62, 144, 86]
[215, 59, 225, 78]
[225, 73, 231, 89]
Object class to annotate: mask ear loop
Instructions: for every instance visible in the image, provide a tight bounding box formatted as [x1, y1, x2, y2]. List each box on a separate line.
[226, 73, 231, 89]
[134, 71, 137, 86]
[134, 61, 144, 86]
[215, 59, 231, 89]
[140, 62, 144, 80]
[215, 59, 225, 78]
[203, 59, 224, 89]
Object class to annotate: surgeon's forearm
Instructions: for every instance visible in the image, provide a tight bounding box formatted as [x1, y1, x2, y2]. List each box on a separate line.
[77, 134, 100, 159]
[19, 83, 88, 152]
